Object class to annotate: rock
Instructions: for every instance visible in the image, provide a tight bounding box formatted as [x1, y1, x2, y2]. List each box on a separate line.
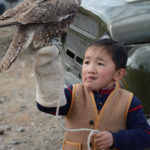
[0, 127, 5, 135]
[0, 144, 6, 150]
[5, 126, 12, 131]
[16, 127, 25, 132]
[0, 112, 4, 115]
[10, 140, 21, 145]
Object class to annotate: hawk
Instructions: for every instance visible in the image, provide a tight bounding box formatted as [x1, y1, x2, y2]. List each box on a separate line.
[0, 0, 81, 72]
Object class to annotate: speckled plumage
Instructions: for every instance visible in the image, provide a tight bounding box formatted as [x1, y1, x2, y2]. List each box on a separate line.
[0, 0, 81, 71]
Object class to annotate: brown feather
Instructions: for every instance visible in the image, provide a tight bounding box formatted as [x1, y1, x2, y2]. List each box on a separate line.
[0, 0, 81, 72]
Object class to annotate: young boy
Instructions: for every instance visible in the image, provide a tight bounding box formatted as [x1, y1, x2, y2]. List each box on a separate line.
[34, 39, 150, 150]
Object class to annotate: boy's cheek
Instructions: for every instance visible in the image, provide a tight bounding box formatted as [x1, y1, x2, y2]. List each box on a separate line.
[81, 72, 86, 82]
[99, 71, 109, 79]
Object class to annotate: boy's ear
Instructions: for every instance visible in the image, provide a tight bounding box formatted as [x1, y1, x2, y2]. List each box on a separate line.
[113, 68, 126, 81]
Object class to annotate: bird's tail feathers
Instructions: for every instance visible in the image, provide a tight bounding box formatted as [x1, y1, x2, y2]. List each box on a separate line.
[0, 37, 23, 72]
[0, 26, 34, 72]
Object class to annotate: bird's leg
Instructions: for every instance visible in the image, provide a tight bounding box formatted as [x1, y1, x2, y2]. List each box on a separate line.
[51, 37, 62, 51]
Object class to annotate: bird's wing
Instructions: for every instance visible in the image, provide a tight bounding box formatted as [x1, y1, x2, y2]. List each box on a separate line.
[0, 0, 80, 27]
[0, 0, 36, 27]
[16, 0, 80, 24]
[0, 0, 36, 19]
[0, 24, 35, 71]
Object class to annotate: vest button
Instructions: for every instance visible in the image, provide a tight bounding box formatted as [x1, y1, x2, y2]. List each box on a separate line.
[89, 120, 94, 125]
[99, 94, 102, 98]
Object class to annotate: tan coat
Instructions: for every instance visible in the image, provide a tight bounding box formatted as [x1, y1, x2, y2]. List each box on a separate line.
[63, 84, 133, 150]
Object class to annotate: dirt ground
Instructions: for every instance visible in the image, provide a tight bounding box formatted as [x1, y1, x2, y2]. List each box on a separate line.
[0, 26, 64, 150]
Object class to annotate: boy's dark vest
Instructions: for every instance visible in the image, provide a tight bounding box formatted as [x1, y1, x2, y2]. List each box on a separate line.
[63, 84, 133, 150]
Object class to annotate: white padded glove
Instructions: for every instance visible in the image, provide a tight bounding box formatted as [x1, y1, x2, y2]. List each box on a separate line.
[34, 45, 67, 107]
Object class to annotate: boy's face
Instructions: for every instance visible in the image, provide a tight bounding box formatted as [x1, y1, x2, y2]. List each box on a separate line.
[82, 46, 123, 91]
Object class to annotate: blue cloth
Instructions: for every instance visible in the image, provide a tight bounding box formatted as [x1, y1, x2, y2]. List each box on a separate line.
[36, 85, 150, 150]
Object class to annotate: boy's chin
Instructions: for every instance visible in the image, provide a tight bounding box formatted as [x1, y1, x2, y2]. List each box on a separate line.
[83, 83, 102, 91]
[83, 83, 95, 91]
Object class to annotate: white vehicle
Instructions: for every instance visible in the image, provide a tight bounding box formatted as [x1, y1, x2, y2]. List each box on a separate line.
[62, 0, 150, 118]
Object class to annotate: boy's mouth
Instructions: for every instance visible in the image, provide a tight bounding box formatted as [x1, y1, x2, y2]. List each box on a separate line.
[85, 76, 96, 82]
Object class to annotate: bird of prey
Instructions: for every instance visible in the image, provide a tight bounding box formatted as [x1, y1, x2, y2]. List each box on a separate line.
[0, 0, 81, 72]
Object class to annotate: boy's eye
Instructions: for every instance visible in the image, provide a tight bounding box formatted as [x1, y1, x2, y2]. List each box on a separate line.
[98, 62, 104, 66]
[84, 61, 90, 64]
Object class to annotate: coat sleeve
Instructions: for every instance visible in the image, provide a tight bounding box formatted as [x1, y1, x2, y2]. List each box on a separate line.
[36, 85, 73, 116]
[112, 96, 150, 150]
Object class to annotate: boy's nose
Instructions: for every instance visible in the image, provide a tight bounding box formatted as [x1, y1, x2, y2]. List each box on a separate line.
[88, 65, 96, 74]
[88, 70, 96, 74]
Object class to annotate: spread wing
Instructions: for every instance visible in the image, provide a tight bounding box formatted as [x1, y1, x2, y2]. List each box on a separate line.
[0, 0, 80, 27]
[0, 0, 81, 72]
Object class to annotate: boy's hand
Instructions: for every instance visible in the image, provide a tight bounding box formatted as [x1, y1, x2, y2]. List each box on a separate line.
[93, 131, 114, 149]
[34, 44, 66, 107]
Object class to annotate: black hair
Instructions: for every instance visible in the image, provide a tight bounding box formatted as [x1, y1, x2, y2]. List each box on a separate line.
[86, 38, 127, 70]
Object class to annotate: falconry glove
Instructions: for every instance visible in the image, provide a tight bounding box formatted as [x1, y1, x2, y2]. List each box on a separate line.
[34, 45, 67, 107]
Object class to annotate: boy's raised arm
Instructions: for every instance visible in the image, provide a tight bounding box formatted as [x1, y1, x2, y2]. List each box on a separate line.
[34, 44, 67, 108]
